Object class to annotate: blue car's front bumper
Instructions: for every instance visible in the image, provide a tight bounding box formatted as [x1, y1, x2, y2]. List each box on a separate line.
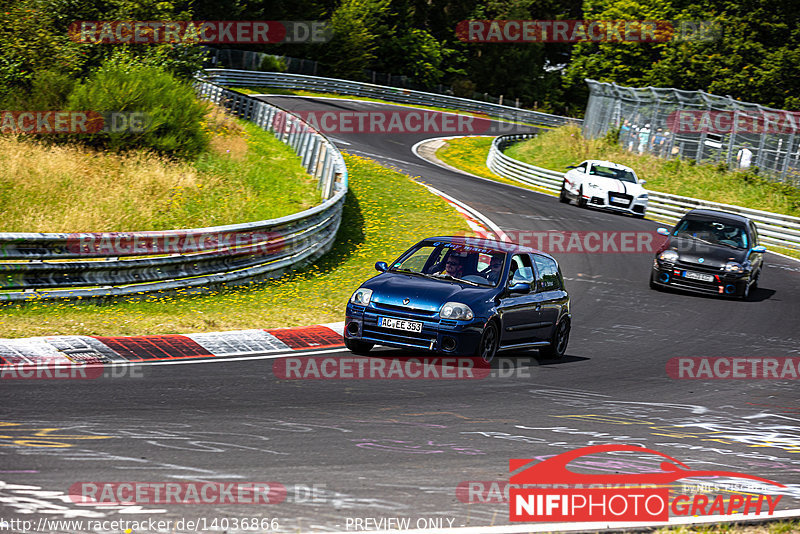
[345, 302, 484, 356]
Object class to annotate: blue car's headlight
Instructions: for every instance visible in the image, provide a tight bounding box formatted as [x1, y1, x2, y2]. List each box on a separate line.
[440, 302, 474, 320]
[350, 288, 373, 306]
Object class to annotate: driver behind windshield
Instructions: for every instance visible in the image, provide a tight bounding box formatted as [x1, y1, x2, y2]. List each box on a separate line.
[438, 254, 464, 278]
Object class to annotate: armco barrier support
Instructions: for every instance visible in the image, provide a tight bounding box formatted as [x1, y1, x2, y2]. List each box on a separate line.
[203, 69, 580, 129]
[487, 134, 800, 251]
[0, 80, 347, 301]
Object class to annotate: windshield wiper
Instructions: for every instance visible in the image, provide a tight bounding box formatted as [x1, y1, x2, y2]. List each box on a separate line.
[437, 274, 480, 286]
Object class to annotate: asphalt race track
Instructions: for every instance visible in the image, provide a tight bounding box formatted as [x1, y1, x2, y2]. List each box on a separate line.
[2, 97, 800, 533]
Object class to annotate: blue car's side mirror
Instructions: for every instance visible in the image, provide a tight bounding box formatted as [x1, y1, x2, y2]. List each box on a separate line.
[375, 261, 388, 272]
[752, 245, 767, 253]
[509, 282, 531, 294]
[657, 228, 670, 236]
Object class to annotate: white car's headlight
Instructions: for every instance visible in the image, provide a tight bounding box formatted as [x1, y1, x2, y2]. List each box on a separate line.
[638, 193, 649, 199]
[725, 262, 745, 273]
[658, 250, 679, 262]
[350, 288, 373, 306]
[440, 302, 474, 320]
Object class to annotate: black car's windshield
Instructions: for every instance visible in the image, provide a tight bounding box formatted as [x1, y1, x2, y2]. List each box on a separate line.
[588, 165, 638, 183]
[391, 243, 508, 286]
[673, 219, 749, 249]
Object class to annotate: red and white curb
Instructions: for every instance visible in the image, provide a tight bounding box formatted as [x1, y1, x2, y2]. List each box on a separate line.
[0, 323, 345, 367]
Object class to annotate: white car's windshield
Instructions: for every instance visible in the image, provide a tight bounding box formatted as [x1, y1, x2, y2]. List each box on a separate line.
[589, 165, 637, 183]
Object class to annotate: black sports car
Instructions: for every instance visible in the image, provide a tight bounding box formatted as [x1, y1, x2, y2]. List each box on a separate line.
[650, 209, 766, 299]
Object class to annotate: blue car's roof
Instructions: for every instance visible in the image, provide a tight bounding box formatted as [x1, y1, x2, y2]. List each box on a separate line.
[420, 236, 556, 260]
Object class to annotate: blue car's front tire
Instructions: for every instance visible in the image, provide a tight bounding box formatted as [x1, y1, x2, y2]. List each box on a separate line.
[475, 321, 499, 363]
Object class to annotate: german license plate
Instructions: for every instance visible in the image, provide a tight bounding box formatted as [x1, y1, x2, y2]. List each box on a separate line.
[609, 195, 628, 206]
[684, 271, 714, 282]
[379, 317, 422, 332]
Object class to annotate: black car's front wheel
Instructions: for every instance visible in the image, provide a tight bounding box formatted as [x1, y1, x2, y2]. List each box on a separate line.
[539, 318, 570, 359]
[344, 337, 374, 355]
[475, 321, 499, 363]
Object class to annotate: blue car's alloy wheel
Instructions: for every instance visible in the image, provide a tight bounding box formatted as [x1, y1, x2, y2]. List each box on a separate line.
[539, 318, 570, 360]
[476, 322, 499, 363]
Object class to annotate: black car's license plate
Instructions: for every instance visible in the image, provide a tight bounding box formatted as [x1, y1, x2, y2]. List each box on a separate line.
[684, 271, 715, 282]
[379, 317, 423, 332]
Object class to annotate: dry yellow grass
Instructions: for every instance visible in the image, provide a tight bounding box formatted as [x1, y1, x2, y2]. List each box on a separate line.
[0, 137, 199, 232]
[0, 103, 320, 232]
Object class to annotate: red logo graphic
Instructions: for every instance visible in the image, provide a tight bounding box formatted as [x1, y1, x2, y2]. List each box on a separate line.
[509, 444, 784, 522]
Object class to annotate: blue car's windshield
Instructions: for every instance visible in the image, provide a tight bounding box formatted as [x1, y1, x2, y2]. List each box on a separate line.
[391, 243, 508, 287]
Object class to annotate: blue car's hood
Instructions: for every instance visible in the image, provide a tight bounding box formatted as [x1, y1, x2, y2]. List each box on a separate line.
[363, 272, 493, 312]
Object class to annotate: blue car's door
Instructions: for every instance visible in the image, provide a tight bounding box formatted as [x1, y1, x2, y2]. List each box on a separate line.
[497, 254, 549, 344]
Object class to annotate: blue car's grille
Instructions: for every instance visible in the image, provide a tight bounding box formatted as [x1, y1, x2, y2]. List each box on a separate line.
[371, 302, 438, 319]
[361, 324, 433, 349]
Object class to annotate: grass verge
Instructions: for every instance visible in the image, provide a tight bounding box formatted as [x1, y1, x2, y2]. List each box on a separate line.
[0, 106, 321, 232]
[434, 136, 555, 196]
[0, 153, 470, 338]
[654, 520, 800, 533]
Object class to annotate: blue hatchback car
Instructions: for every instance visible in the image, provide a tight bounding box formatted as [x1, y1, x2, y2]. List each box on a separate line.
[344, 236, 571, 362]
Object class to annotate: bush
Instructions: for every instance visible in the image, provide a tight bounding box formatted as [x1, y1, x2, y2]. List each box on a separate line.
[1, 69, 76, 110]
[67, 56, 210, 159]
[259, 55, 287, 73]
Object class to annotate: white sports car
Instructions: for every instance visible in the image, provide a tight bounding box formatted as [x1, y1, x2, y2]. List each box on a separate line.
[559, 160, 648, 218]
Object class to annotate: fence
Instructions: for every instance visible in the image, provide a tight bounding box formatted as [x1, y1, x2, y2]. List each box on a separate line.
[487, 134, 800, 251]
[583, 79, 800, 185]
[0, 79, 347, 302]
[203, 69, 579, 129]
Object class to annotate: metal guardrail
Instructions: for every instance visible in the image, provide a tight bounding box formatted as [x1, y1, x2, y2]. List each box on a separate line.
[203, 69, 581, 129]
[0, 80, 348, 301]
[487, 134, 800, 251]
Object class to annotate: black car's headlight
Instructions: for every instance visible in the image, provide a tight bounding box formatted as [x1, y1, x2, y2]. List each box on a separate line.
[658, 250, 679, 262]
[440, 302, 474, 320]
[350, 288, 373, 306]
[725, 261, 745, 274]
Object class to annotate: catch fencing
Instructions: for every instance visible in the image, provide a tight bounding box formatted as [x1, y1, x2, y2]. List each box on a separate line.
[203, 69, 579, 129]
[487, 134, 800, 251]
[583, 79, 800, 184]
[0, 79, 347, 301]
